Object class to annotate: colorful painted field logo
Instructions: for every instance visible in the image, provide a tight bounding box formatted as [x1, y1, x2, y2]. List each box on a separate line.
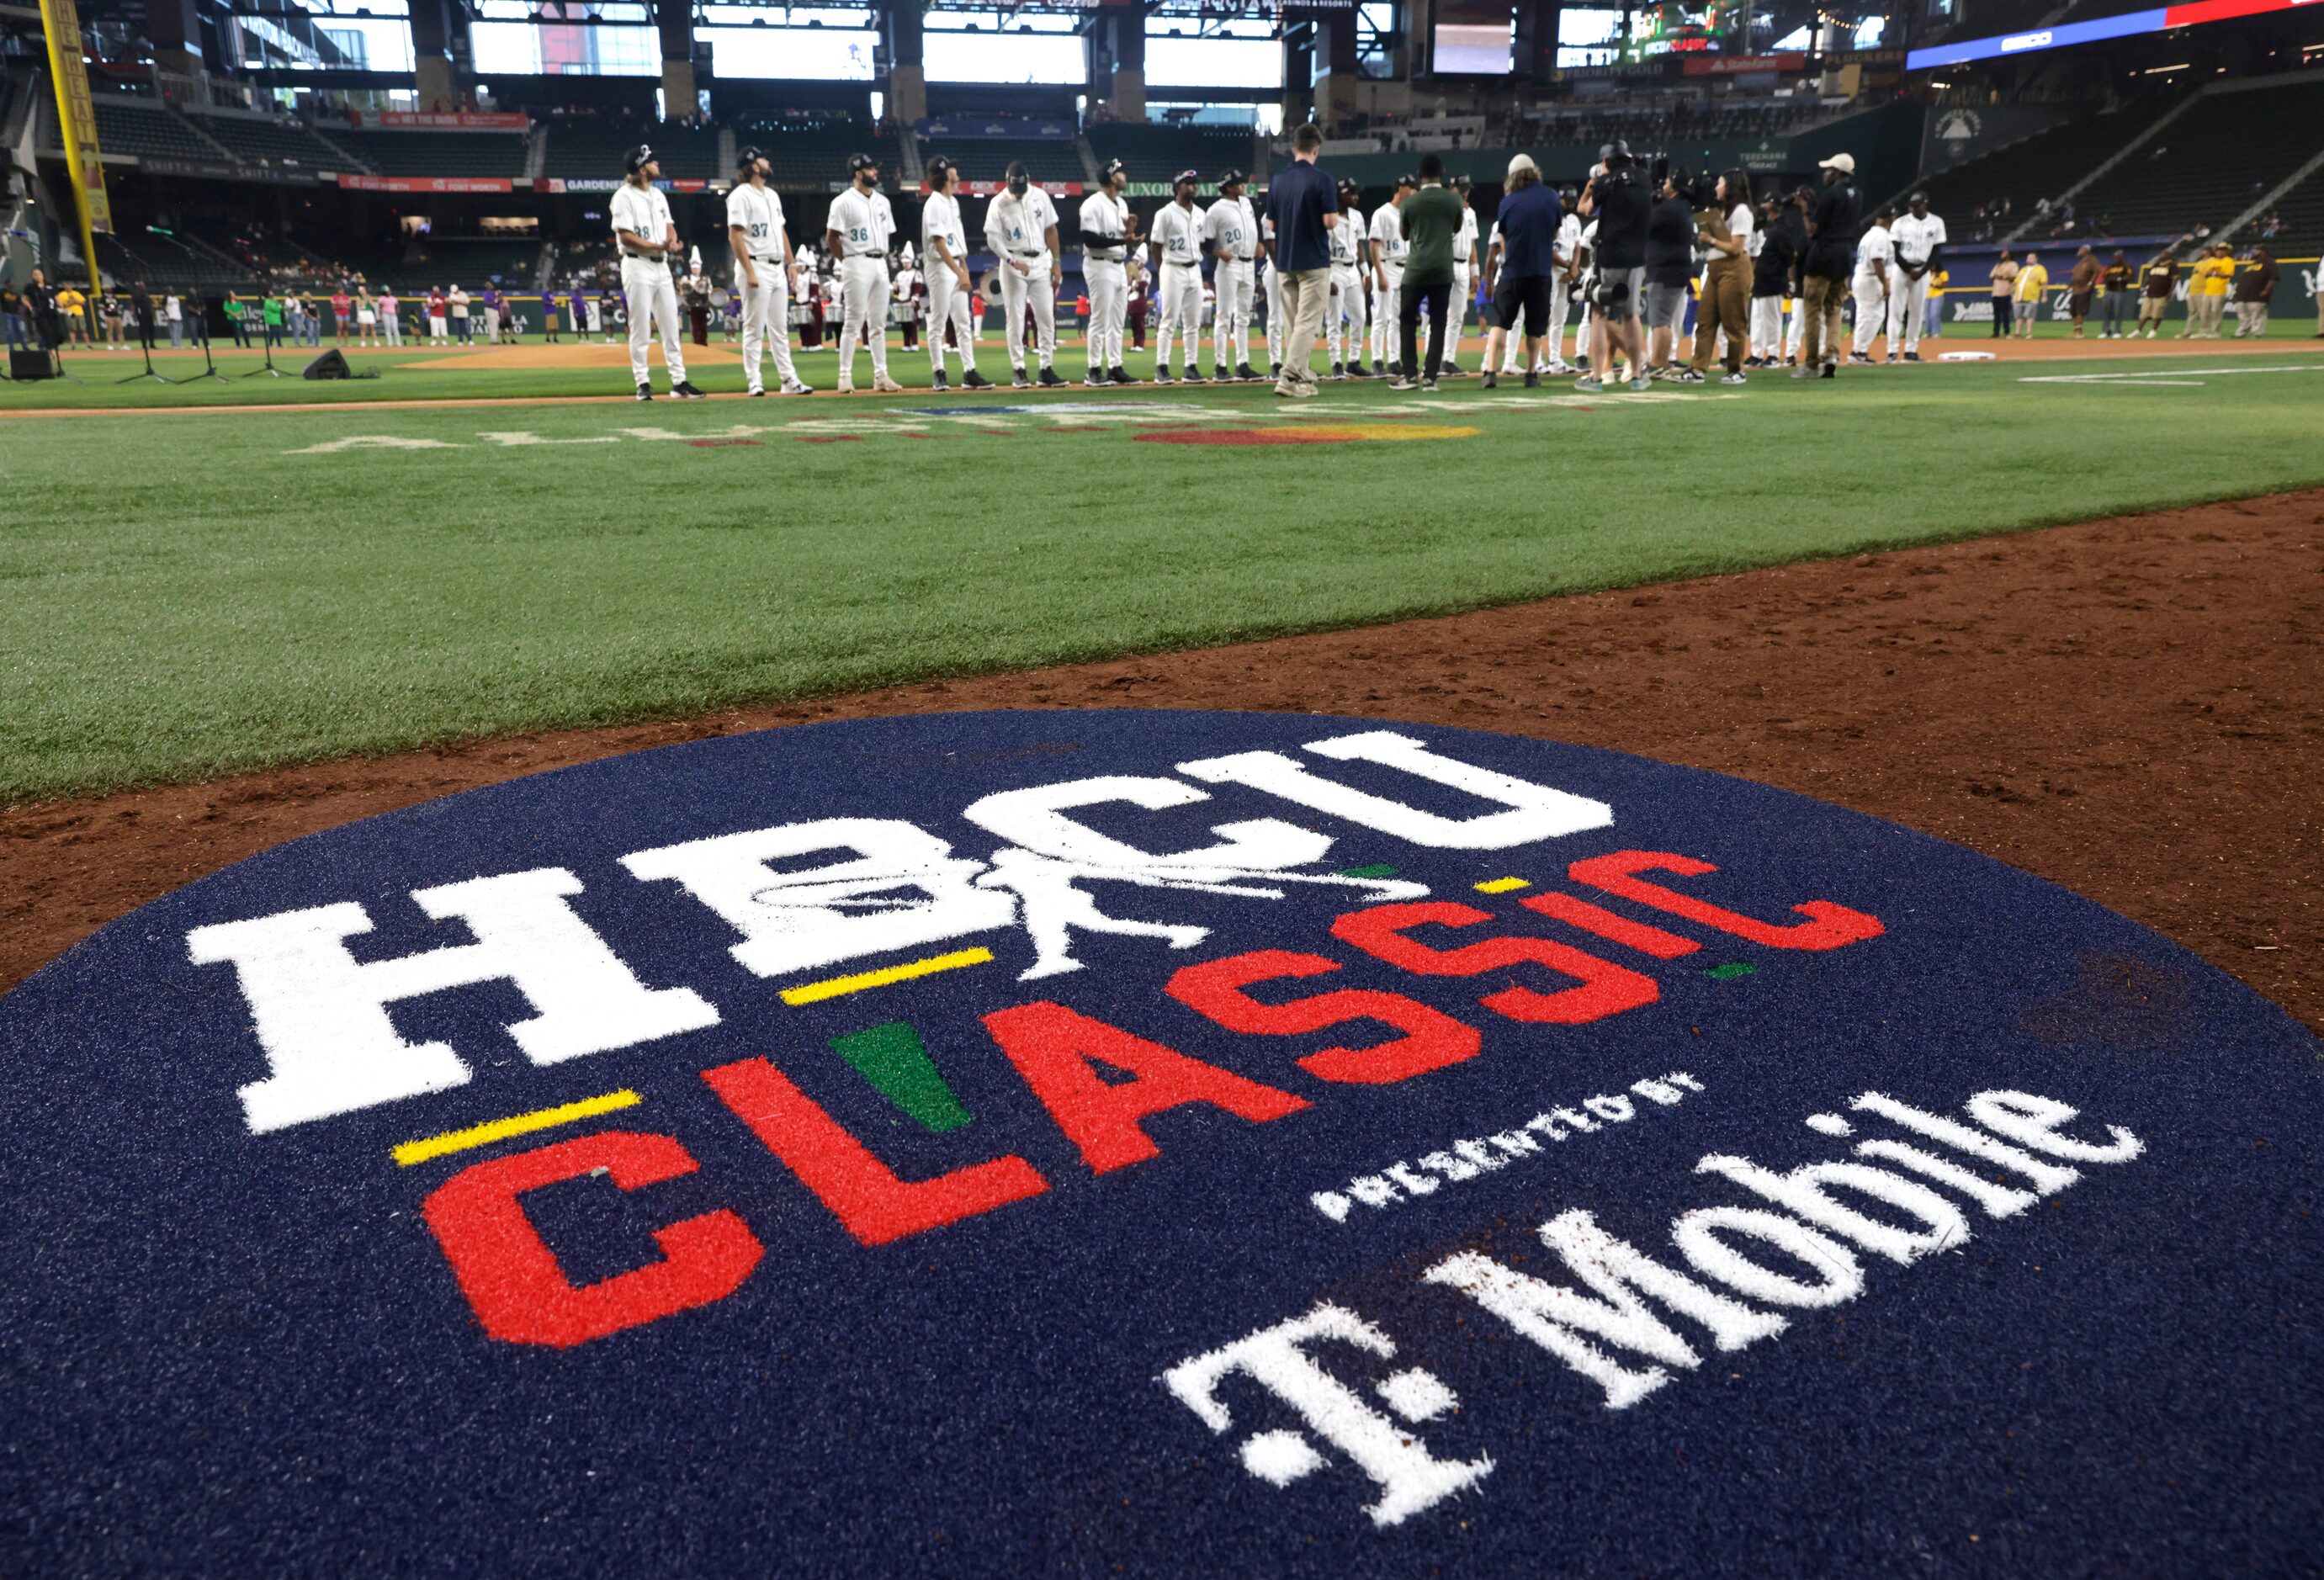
[2, 711, 2317, 1575]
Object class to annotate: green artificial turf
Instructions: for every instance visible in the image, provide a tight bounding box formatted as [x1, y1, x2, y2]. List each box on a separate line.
[4, 345, 2321, 803]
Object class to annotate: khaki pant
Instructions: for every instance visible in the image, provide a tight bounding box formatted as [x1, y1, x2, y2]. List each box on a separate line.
[2235, 300, 2268, 336]
[1800, 275, 1847, 368]
[1690, 263, 1748, 375]
[1276, 266, 1330, 390]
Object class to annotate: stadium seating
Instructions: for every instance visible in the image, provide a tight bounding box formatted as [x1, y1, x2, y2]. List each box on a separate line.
[396, 237, 546, 290]
[732, 113, 889, 188]
[74, 94, 228, 163]
[543, 119, 719, 179]
[90, 229, 249, 292]
[1086, 121, 1261, 180]
[321, 128, 528, 178]
[2256, 162, 2324, 252]
[183, 109, 358, 172]
[2071, 78, 2324, 239]
[1912, 98, 2162, 232]
[926, 135, 1080, 183]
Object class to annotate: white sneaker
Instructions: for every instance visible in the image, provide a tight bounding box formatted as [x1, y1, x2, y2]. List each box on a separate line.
[872, 372, 903, 394]
[837, 376, 856, 395]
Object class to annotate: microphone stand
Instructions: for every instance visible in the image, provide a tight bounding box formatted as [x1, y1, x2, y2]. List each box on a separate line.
[117, 321, 175, 384]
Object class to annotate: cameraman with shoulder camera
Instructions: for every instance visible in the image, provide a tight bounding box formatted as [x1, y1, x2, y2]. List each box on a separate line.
[1796, 152, 1863, 379]
[1576, 141, 1650, 394]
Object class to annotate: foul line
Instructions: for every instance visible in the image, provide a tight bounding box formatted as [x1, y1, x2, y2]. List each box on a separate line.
[2019, 363, 2324, 384]
[780, 946, 995, 1006]
[392, 1089, 641, 1167]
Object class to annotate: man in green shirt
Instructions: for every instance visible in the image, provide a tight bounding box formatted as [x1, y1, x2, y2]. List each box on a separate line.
[1396, 152, 1464, 390]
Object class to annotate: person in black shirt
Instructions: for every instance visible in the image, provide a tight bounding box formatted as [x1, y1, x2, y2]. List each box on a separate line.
[1796, 153, 1862, 379]
[1748, 194, 1797, 368]
[130, 283, 157, 352]
[1576, 141, 1650, 391]
[1642, 169, 1697, 375]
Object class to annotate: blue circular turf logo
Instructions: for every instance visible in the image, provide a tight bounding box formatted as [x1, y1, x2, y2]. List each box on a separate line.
[3, 711, 2318, 1574]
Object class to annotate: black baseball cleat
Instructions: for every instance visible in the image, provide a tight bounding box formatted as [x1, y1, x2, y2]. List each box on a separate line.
[1522, 369, 1541, 389]
[1212, 366, 1230, 384]
[1110, 366, 1133, 384]
[1011, 368, 1032, 389]
[671, 380, 707, 399]
[962, 368, 995, 389]
[1183, 367, 1207, 384]
[1237, 363, 1263, 383]
[931, 371, 948, 392]
[1820, 361, 1839, 379]
[1388, 361, 1405, 379]
[635, 383, 653, 401]
[1154, 369, 1176, 386]
[1271, 360, 1283, 379]
[1037, 366, 1065, 388]
[1331, 361, 1346, 380]
[1347, 362, 1372, 379]
[1480, 369, 1498, 390]
[1902, 351, 1923, 363]
[1084, 373, 1108, 388]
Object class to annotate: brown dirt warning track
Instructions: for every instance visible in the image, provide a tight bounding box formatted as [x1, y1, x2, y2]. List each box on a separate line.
[5, 487, 2318, 1031]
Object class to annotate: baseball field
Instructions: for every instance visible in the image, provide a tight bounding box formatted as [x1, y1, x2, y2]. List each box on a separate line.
[4, 326, 2321, 1025]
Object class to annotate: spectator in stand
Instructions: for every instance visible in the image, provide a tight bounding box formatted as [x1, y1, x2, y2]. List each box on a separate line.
[2233, 246, 2277, 337]
[427, 286, 449, 344]
[448, 284, 471, 344]
[2136, 252, 2176, 339]
[2013, 252, 2046, 339]
[1988, 252, 2018, 338]
[2098, 252, 2133, 339]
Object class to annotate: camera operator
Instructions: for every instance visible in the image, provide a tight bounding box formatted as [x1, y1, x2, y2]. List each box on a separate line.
[1575, 140, 1649, 394]
[1796, 152, 1863, 379]
[1642, 162, 1697, 378]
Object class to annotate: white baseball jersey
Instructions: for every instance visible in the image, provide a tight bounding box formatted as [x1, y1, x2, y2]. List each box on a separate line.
[922, 191, 968, 263]
[1080, 191, 1130, 260]
[725, 183, 786, 259]
[1369, 204, 1408, 268]
[1855, 224, 1895, 275]
[1202, 196, 1256, 260]
[1556, 211, 1584, 273]
[985, 187, 1059, 258]
[1890, 211, 1947, 267]
[1151, 201, 1203, 266]
[1452, 206, 1478, 264]
[610, 183, 674, 262]
[1329, 209, 1365, 268]
[828, 187, 895, 257]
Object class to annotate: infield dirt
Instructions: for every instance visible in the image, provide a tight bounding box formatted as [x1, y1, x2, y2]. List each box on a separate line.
[6, 486, 2316, 1030]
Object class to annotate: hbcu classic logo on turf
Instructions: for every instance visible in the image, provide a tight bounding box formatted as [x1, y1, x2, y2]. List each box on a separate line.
[10, 710, 2315, 1572]
[170, 718, 2153, 1529]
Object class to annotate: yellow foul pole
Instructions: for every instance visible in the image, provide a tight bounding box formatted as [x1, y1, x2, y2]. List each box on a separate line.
[38, 0, 113, 300]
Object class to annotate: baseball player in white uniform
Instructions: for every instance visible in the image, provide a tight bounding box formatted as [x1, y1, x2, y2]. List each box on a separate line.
[1260, 214, 1285, 377]
[1149, 169, 1207, 383]
[1445, 172, 1479, 375]
[919, 155, 992, 392]
[823, 151, 902, 393]
[1367, 174, 1414, 375]
[1885, 192, 1946, 362]
[984, 161, 1064, 388]
[611, 145, 703, 400]
[1328, 178, 1372, 378]
[1849, 209, 1895, 362]
[1079, 156, 1134, 386]
[1203, 169, 1261, 381]
[724, 146, 810, 397]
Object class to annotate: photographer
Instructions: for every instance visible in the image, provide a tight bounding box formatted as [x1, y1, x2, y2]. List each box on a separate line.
[1576, 140, 1649, 394]
[1686, 169, 1753, 384]
[1642, 163, 1696, 377]
[1796, 153, 1862, 377]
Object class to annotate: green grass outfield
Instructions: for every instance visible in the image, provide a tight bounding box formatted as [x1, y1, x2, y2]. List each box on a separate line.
[4, 345, 2322, 803]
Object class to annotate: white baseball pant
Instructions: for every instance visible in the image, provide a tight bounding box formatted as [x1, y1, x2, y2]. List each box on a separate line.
[1850, 273, 1888, 355]
[735, 262, 799, 393]
[998, 257, 1057, 368]
[1886, 272, 1930, 355]
[622, 259, 687, 388]
[837, 255, 890, 382]
[1212, 257, 1254, 371]
[1154, 261, 1203, 371]
[1369, 266, 1403, 367]
[1263, 261, 1284, 368]
[1329, 265, 1366, 365]
[926, 263, 978, 375]
[1085, 256, 1127, 373]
